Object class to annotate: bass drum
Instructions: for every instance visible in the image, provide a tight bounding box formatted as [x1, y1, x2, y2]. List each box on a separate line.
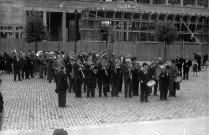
[154, 65, 163, 81]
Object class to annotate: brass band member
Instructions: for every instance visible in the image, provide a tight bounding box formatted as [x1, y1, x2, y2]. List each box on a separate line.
[111, 58, 121, 97]
[55, 66, 68, 107]
[73, 59, 84, 98]
[123, 59, 133, 98]
[132, 62, 141, 96]
[84, 57, 98, 97]
[66, 57, 74, 92]
[169, 60, 179, 97]
[98, 58, 109, 97]
[147, 60, 156, 96]
[138, 63, 150, 102]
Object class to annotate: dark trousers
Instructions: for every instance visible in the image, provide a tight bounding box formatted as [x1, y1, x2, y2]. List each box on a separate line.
[67, 76, 73, 92]
[58, 91, 66, 107]
[154, 80, 158, 95]
[111, 79, 119, 96]
[29, 67, 34, 78]
[21, 69, 26, 79]
[177, 67, 182, 76]
[74, 79, 82, 98]
[87, 83, 95, 97]
[98, 80, 103, 97]
[14, 70, 21, 81]
[160, 88, 168, 100]
[169, 82, 177, 96]
[183, 70, 189, 80]
[119, 74, 123, 92]
[124, 79, 132, 98]
[140, 84, 149, 102]
[101, 82, 108, 97]
[83, 80, 87, 92]
[132, 80, 139, 96]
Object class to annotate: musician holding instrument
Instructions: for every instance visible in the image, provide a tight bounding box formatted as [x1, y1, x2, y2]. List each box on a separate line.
[138, 63, 150, 102]
[147, 60, 156, 96]
[111, 58, 121, 97]
[123, 59, 133, 98]
[73, 59, 85, 98]
[84, 57, 98, 98]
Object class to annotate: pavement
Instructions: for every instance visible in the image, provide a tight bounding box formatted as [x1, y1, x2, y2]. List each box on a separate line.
[0, 66, 208, 135]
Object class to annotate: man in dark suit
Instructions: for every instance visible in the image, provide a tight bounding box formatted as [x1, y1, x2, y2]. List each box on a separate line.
[138, 63, 150, 102]
[123, 59, 133, 98]
[176, 56, 183, 76]
[118, 52, 126, 92]
[20, 53, 26, 80]
[13, 54, 21, 81]
[55, 66, 68, 107]
[183, 56, 192, 80]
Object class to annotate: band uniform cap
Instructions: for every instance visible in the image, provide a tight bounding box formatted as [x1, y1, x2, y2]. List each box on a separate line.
[53, 128, 68, 135]
[142, 63, 148, 67]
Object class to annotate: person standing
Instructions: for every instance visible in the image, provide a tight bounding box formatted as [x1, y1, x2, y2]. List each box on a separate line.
[19, 53, 26, 80]
[46, 55, 54, 83]
[193, 60, 198, 77]
[118, 52, 125, 92]
[169, 60, 179, 97]
[111, 58, 121, 97]
[159, 68, 169, 101]
[176, 56, 183, 76]
[13, 54, 21, 81]
[123, 59, 133, 98]
[132, 62, 140, 96]
[183, 57, 192, 80]
[0, 53, 5, 74]
[138, 63, 150, 102]
[55, 66, 68, 107]
[37, 54, 45, 78]
[73, 60, 84, 98]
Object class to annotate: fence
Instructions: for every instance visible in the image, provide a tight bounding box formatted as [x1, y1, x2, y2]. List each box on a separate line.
[0, 38, 208, 61]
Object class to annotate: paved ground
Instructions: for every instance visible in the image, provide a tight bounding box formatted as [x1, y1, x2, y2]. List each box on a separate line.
[0, 66, 208, 135]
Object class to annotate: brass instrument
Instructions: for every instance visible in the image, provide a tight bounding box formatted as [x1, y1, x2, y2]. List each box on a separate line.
[78, 62, 85, 79]
[114, 64, 120, 73]
[129, 65, 133, 79]
[90, 64, 98, 74]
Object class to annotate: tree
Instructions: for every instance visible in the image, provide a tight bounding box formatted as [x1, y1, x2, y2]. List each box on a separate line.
[25, 11, 48, 53]
[155, 21, 178, 61]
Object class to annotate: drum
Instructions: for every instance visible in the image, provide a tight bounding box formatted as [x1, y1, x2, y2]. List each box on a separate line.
[147, 80, 156, 87]
[174, 76, 182, 82]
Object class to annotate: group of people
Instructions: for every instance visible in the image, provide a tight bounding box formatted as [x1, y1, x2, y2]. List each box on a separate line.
[0, 50, 207, 108]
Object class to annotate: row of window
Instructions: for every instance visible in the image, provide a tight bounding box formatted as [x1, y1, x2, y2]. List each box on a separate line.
[75, 0, 208, 7]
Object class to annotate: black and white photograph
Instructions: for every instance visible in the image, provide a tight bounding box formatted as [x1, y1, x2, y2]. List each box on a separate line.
[0, 0, 209, 134]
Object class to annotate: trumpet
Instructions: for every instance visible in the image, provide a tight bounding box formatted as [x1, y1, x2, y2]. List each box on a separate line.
[103, 65, 108, 76]
[114, 64, 120, 73]
[128, 66, 133, 79]
[90, 64, 98, 74]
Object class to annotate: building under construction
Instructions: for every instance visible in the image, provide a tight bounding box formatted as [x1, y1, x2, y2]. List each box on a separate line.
[0, 0, 209, 43]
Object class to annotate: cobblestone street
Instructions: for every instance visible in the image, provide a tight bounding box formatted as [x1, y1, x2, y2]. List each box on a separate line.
[0, 68, 208, 135]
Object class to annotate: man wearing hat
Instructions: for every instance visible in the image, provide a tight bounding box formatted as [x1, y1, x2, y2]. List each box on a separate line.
[175, 55, 183, 76]
[138, 63, 150, 102]
[55, 66, 68, 107]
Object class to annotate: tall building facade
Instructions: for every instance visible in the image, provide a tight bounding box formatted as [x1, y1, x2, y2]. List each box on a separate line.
[0, 0, 209, 43]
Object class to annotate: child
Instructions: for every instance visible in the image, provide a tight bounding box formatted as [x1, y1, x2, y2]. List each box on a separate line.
[193, 60, 198, 77]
